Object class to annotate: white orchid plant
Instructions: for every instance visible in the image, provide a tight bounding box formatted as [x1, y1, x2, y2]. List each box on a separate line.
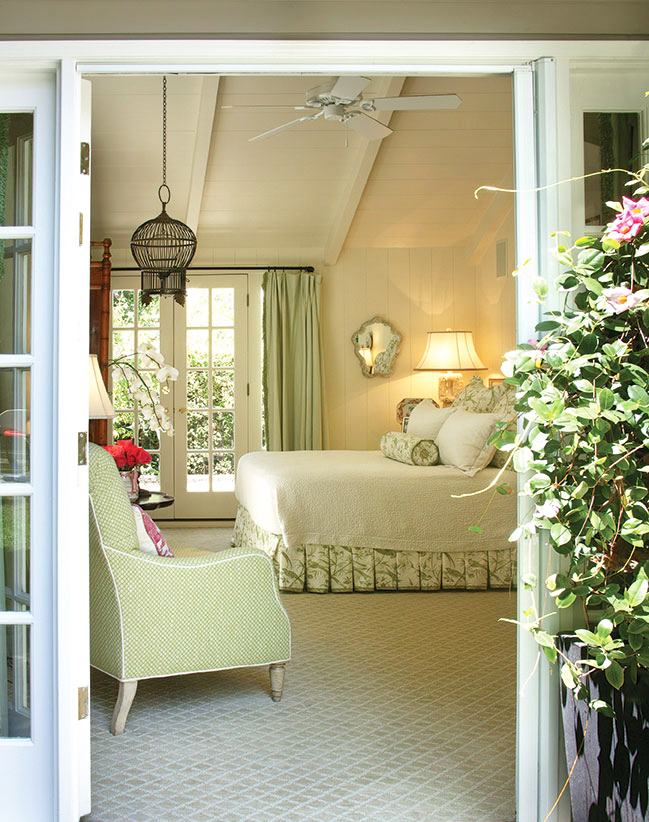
[109, 342, 179, 437]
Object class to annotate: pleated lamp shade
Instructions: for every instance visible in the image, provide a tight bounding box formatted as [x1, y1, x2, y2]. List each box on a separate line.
[89, 355, 115, 419]
[414, 331, 487, 372]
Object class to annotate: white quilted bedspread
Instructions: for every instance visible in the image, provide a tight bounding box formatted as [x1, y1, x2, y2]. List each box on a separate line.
[235, 450, 516, 554]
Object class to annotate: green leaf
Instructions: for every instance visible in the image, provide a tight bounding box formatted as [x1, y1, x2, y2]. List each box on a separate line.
[533, 629, 556, 648]
[626, 576, 649, 607]
[542, 645, 558, 663]
[468, 525, 484, 534]
[598, 388, 615, 410]
[575, 628, 599, 645]
[557, 591, 577, 608]
[536, 319, 561, 331]
[590, 699, 615, 717]
[561, 663, 579, 690]
[521, 573, 537, 590]
[597, 619, 614, 637]
[605, 661, 624, 690]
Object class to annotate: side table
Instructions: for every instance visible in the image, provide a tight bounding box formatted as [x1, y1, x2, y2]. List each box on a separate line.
[135, 491, 174, 511]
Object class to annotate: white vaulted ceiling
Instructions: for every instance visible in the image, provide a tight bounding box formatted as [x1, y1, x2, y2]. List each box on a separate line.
[90, 73, 513, 261]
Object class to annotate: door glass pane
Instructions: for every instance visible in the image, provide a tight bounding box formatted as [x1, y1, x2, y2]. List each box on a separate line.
[0, 624, 30, 738]
[213, 452, 234, 491]
[187, 453, 209, 493]
[0, 113, 33, 226]
[0, 369, 30, 483]
[0, 239, 31, 354]
[2, 496, 30, 611]
[186, 289, 209, 327]
[111, 288, 162, 491]
[584, 112, 640, 227]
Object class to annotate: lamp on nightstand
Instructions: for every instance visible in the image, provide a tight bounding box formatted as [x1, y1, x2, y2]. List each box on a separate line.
[414, 330, 487, 406]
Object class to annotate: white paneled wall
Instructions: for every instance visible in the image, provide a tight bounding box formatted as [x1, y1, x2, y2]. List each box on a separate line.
[322, 242, 515, 450]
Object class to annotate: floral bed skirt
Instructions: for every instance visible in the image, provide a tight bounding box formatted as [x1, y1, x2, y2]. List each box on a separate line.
[232, 505, 516, 593]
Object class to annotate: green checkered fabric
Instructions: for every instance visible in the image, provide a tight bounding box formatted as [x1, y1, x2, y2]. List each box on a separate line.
[88, 443, 291, 682]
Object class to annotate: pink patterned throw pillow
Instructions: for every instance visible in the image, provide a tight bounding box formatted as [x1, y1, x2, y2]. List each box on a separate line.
[132, 505, 174, 557]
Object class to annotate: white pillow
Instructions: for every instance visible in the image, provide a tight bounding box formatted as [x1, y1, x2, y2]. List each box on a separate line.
[435, 409, 500, 476]
[406, 401, 457, 439]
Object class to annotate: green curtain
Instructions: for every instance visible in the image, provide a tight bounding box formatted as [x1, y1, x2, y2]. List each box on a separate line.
[263, 269, 328, 451]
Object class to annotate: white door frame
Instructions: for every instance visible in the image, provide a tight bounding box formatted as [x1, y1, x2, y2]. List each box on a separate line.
[1, 37, 647, 822]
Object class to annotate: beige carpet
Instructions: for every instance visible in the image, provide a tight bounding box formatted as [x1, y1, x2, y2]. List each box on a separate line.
[83, 567, 516, 822]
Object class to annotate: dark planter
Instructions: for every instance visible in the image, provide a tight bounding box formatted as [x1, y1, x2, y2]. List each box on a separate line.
[559, 634, 649, 822]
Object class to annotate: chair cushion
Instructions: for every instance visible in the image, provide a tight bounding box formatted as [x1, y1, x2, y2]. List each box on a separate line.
[88, 442, 139, 552]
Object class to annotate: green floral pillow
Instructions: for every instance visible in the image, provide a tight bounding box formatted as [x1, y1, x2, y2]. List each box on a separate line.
[380, 431, 439, 466]
[452, 376, 516, 468]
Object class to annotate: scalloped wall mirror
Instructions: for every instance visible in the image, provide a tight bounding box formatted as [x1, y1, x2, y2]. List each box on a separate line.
[351, 316, 402, 378]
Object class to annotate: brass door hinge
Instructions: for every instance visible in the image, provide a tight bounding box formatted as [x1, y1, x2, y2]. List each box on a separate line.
[78, 432, 87, 466]
[80, 142, 90, 175]
[78, 686, 89, 720]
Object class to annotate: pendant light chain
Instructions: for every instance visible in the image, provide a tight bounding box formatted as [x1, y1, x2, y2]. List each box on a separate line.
[162, 75, 167, 187]
[131, 72, 197, 307]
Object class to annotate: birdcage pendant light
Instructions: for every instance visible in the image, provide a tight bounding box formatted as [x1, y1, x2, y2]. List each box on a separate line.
[130, 76, 197, 306]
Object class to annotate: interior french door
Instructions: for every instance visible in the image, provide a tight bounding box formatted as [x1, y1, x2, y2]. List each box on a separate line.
[0, 73, 58, 820]
[173, 275, 248, 518]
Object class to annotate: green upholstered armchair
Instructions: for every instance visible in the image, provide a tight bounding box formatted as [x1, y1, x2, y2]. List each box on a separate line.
[88, 443, 291, 735]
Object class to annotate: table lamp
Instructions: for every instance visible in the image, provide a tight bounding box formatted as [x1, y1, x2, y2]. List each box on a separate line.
[414, 330, 487, 406]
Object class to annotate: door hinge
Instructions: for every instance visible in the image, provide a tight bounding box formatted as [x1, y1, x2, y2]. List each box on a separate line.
[78, 432, 88, 466]
[246, 293, 249, 307]
[78, 686, 89, 720]
[80, 142, 90, 175]
[247, 382, 250, 396]
[79, 212, 84, 246]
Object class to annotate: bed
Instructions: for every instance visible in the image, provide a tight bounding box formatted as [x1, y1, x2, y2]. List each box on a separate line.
[232, 377, 518, 593]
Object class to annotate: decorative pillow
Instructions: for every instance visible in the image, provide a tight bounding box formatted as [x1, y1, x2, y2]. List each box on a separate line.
[452, 376, 516, 468]
[405, 401, 457, 439]
[380, 431, 439, 466]
[132, 505, 174, 557]
[435, 409, 501, 476]
[397, 397, 439, 430]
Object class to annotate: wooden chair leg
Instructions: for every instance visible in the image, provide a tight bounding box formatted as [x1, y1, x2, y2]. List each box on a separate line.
[269, 663, 286, 702]
[110, 680, 138, 736]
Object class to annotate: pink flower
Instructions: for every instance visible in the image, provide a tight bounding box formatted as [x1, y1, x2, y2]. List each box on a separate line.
[536, 499, 560, 519]
[525, 339, 547, 367]
[606, 197, 649, 242]
[622, 196, 649, 219]
[599, 286, 644, 314]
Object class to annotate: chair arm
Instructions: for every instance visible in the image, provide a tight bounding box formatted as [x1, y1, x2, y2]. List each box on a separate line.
[101, 545, 291, 680]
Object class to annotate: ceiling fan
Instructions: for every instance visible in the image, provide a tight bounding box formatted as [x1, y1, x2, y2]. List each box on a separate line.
[227, 76, 461, 142]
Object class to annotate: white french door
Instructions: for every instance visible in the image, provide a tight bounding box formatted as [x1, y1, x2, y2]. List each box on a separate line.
[173, 275, 248, 519]
[0, 73, 58, 820]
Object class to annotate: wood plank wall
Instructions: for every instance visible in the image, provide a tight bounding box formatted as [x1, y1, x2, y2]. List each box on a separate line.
[322, 240, 515, 450]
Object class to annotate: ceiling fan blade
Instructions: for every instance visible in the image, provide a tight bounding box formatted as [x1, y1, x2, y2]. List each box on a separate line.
[345, 113, 393, 141]
[248, 112, 322, 142]
[330, 76, 372, 101]
[369, 94, 462, 111]
[222, 104, 309, 110]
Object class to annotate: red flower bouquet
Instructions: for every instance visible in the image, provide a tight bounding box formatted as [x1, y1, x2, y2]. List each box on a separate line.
[103, 439, 152, 470]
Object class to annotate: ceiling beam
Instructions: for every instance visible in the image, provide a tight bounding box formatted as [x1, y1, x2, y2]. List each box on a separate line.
[185, 75, 220, 233]
[323, 76, 405, 267]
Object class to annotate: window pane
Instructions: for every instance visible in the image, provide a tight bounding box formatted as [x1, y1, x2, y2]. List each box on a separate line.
[213, 411, 234, 450]
[187, 453, 209, 493]
[112, 289, 135, 328]
[212, 288, 234, 326]
[212, 371, 234, 409]
[187, 330, 209, 368]
[584, 112, 640, 227]
[137, 292, 160, 327]
[0, 624, 31, 738]
[0, 239, 31, 354]
[212, 329, 234, 368]
[186, 289, 209, 327]
[213, 452, 234, 492]
[112, 411, 134, 441]
[2, 497, 30, 612]
[187, 412, 209, 450]
[187, 370, 208, 409]
[0, 113, 33, 227]
[0, 369, 30, 482]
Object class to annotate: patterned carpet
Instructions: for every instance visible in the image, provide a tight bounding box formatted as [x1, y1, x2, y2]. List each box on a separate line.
[84, 589, 516, 822]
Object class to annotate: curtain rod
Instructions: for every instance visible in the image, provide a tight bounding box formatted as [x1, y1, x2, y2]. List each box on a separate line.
[110, 265, 315, 273]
